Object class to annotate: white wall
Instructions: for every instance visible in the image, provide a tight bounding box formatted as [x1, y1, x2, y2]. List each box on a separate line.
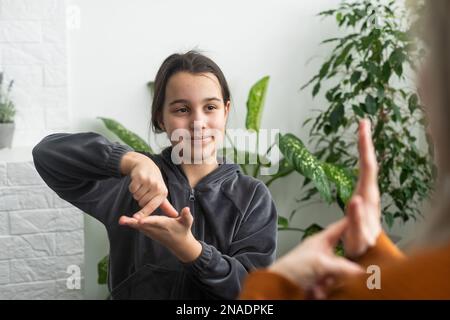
[1, 0, 70, 146]
[0, 0, 85, 300]
[65, 0, 423, 299]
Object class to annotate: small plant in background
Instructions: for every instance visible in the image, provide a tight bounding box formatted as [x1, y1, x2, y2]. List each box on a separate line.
[0, 72, 15, 123]
[0, 72, 16, 149]
[97, 117, 153, 153]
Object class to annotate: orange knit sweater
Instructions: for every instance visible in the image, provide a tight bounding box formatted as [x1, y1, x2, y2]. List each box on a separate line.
[240, 232, 450, 299]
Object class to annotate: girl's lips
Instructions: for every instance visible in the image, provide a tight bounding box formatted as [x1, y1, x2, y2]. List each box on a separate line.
[190, 136, 213, 144]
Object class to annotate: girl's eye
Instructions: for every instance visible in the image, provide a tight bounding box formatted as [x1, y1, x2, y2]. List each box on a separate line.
[177, 107, 189, 113]
[206, 105, 217, 111]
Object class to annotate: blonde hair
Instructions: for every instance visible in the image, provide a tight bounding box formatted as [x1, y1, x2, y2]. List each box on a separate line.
[415, 0, 450, 247]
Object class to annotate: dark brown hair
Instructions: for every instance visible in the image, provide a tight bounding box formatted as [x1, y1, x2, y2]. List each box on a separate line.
[151, 50, 231, 133]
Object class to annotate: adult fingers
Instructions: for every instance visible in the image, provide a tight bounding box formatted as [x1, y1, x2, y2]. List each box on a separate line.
[320, 218, 349, 247]
[356, 119, 379, 199]
[322, 256, 364, 279]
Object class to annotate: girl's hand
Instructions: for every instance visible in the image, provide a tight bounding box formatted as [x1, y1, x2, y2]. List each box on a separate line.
[343, 120, 382, 259]
[120, 151, 178, 218]
[119, 207, 202, 263]
[269, 218, 364, 299]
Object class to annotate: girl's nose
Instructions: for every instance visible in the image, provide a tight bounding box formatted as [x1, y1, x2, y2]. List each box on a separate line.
[190, 120, 206, 133]
[189, 111, 207, 130]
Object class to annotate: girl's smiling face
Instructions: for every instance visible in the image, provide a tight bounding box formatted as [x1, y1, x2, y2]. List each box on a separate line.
[159, 71, 230, 163]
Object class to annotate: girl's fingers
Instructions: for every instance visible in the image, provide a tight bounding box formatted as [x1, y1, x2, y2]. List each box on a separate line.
[136, 191, 154, 209]
[120, 214, 169, 233]
[119, 215, 139, 229]
[138, 215, 168, 229]
[133, 185, 148, 201]
[160, 198, 179, 218]
[128, 181, 141, 194]
[134, 194, 166, 218]
[177, 207, 192, 226]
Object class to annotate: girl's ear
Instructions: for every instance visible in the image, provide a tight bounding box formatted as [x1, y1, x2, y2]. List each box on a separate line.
[157, 113, 166, 131]
[224, 101, 231, 118]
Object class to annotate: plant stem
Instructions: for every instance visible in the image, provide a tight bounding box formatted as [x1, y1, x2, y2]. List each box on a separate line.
[278, 227, 306, 233]
[226, 131, 248, 175]
[252, 132, 260, 177]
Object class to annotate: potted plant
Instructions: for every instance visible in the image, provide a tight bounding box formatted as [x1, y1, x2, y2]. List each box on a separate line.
[298, 0, 434, 229]
[0, 72, 16, 149]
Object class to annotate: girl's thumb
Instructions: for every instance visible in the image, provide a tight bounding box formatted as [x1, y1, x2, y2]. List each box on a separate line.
[179, 207, 193, 224]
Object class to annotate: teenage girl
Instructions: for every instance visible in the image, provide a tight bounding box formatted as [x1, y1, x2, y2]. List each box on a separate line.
[32, 51, 277, 299]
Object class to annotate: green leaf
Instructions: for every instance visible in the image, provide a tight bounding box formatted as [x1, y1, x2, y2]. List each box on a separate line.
[319, 61, 332, 79]
[393, 63, 403, 77]
[389, 49, 406, 77]
[301, 75, 319, 90]
[391, 101, 401, 122]
[97, 254, 108, 285]
[246, 76, 270, 132]
[278, 216, 289, 229]
[147, 81, 155, 98]
[329, 103, 344, 129]
[333, 43, 354, 68]
[322, 162, 355, 204]
[382, 61, 392, 82]
[400, 169, 409, 185]
[277, 133, 332, 203]
[364, 94, 377, 115]
[350, 71, 362, 84]
[302, 223, 324, 241]
[312, 82, 321, 97]
[301, 223, 345, 256]
[98, 117, 153, 153]
[319, 9, 336, 17]
[408, 94, 419, 114]
[385, 212, 394, 228]
[268, 158, 295, 180]
[335, 243, 345, 256]
[352, 104, 365, 117]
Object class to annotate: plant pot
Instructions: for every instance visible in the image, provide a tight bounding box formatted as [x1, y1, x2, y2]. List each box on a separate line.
[0, 122, 15, 149]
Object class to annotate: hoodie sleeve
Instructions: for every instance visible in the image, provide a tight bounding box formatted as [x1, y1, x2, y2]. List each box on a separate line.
[32, 132, 135, 226]
[182, 182, 277, 299]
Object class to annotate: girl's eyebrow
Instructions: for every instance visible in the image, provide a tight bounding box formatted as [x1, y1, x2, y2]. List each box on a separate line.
[168, 97, 222, 106]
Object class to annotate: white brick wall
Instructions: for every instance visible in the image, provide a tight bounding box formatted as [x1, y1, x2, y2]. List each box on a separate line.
[0, 160, 84, 299]
[0, 0, 69, 148]
[0, 0, 80, 298]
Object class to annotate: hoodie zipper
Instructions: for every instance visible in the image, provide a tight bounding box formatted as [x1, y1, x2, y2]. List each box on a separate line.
[188, 188, 196, 236]
[189, 188, 195, 202]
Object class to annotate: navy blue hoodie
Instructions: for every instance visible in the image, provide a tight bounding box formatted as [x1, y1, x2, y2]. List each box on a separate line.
[32, 132, 277, 299]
